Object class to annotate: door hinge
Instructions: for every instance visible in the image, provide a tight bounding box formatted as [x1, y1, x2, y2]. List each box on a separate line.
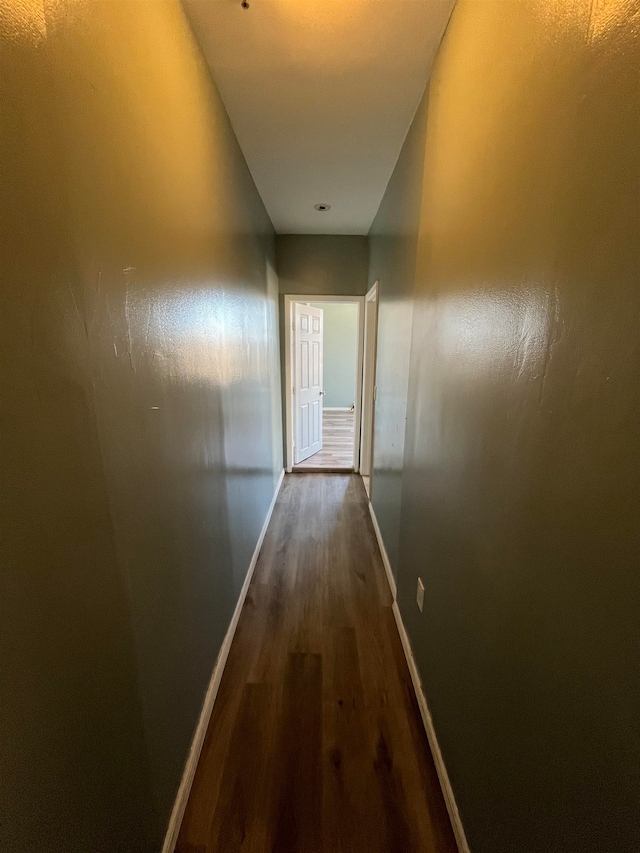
[374, 385, 378, 401]
[292, 386, 295, 395]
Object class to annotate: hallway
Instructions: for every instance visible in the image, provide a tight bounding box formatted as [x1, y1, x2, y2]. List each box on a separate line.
[177, 475, 456, 853]
[3, 0, 638, 850]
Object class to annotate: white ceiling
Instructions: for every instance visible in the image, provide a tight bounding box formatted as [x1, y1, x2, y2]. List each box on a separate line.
[185, 0, 454, 235]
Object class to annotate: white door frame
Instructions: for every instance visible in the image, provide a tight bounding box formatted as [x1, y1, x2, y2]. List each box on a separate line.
[360, 281, 379, 479]
[284, 294, 365, 473]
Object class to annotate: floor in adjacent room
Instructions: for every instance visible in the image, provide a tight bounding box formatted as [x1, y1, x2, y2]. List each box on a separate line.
[293, 409, 355, 471]
[176, 474, 457, 853]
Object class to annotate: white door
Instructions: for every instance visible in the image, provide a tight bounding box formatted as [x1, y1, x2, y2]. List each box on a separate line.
[294, 303, 323, 463]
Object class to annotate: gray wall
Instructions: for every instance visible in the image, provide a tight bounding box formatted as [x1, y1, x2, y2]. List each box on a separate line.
[311, 303, 358, 408]
[0, 2, 281, 851]
[367, 90, 429, 576]
[373, 1, 640, 851]
[277, 235, 369, 296]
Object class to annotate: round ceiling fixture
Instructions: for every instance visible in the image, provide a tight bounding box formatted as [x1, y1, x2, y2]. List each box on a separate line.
[314, 203, 331, 211]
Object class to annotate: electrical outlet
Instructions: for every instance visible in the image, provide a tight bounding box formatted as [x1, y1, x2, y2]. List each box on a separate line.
[416, 577, 425, 613]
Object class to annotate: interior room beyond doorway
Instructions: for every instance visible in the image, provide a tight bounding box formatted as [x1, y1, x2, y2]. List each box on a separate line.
[285, 296, 364, 473]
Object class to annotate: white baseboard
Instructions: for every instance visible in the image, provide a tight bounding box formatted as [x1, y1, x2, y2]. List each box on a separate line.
[392, 600, 470, 853]
[323, 407, 353, 412]
[368, 500, 397, 600]
[162, 468, 285, 853]
[369, 500, 468, 849]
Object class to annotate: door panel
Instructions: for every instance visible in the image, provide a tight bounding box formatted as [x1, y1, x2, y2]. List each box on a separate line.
[301, 341, 309, 390]
[294, 304, 323, 463]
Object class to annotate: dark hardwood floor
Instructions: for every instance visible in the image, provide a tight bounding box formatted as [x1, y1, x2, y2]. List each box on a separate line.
[176, 474, 457, 853]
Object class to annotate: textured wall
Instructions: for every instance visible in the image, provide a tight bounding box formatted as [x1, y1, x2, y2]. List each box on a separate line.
[0, 1, 281, 851]
[367, 91, 429, 577]
[311, 302, 358, 408]
[393, 1, 640, 851]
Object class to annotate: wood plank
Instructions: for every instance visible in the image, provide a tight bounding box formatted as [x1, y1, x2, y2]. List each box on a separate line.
[267, 652, 323, 853]
[206, 683, 275, 852]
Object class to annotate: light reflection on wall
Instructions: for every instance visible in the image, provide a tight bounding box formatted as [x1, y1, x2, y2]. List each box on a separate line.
[434, 285, 554, 382]
[0, 0, 47, 45]
[409, 285, 555, 476]
[123, 283, 269, 389]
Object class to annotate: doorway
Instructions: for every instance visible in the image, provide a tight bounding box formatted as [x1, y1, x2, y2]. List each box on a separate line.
[359, 282, 379, 497]
[284, 288, 380, 480]
[284, 295, 364, 472]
